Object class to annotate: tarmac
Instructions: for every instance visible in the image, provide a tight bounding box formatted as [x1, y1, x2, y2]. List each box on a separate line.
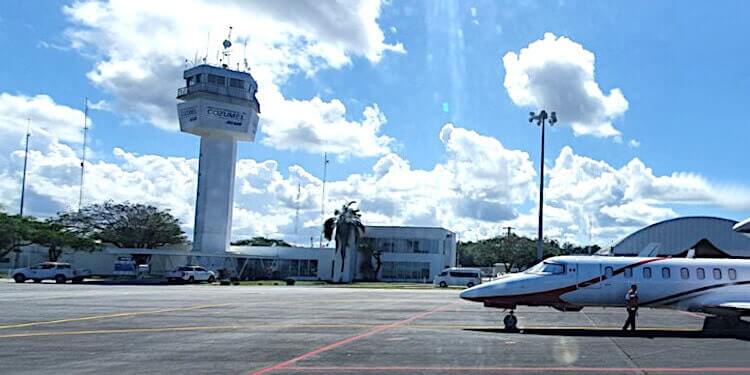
[1, 282, 750, 374]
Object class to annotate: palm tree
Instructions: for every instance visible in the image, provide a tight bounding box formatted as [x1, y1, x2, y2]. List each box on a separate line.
[323, 201, 365, 275]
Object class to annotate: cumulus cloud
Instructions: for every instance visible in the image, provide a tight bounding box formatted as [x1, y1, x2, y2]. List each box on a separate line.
[63, 0, 402, 157]
[2, 93, 749, 245]
[503, 33, 628, 138]
[0, 93, 88, 146]
[260, 88, 393, 157]
[543, 146, 750, 243]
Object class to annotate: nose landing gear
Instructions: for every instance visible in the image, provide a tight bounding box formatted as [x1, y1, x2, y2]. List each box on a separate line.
[503, 310, 518, 331]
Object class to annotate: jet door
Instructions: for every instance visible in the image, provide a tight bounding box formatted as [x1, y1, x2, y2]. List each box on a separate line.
[577, 263, 602, 289]
[571, 263, 603, 305]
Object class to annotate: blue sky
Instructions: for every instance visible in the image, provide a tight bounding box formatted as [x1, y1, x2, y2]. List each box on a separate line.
[1, 0, 749, 246]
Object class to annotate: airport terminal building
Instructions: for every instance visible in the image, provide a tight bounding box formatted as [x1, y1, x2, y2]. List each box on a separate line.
[3, 225, 457, 283]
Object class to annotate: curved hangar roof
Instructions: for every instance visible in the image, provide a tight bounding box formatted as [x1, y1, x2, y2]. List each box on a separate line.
[612, 216, 750, 257]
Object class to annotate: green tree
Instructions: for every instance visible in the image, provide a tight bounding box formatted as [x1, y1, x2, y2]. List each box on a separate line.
[0, 213, 35, 260]
[457, 234, 573, 271]
[357, 240, 382, 281]
[0, 213, 99, 262]
[30, 220, 99, 261]
[231, 237, 292, 247]
[57, 202, 186, 249]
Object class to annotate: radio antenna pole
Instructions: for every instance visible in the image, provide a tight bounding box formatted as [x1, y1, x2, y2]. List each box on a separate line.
[19, 118, 31, 216]
[78, 97, 88, 212]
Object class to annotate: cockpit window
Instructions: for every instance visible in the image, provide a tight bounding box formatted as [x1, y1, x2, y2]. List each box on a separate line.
[526, 262, 565, 275]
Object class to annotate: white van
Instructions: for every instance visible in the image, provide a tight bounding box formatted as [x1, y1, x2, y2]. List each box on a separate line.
[433, 267, 482, 288]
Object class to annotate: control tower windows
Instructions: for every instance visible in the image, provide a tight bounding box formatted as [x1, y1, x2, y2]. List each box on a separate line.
[208, 74, 225, 85]
[229, 78, 244, 89]
[186, 74, 202, 87]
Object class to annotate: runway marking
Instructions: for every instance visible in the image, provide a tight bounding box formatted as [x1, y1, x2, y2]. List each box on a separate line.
[283, 366, 750, 373]
[248, 303, 456, 375]
[0, 303, 230, 330]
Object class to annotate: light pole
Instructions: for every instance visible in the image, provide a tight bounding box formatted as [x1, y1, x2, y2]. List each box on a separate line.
[529, 110, 557, 261]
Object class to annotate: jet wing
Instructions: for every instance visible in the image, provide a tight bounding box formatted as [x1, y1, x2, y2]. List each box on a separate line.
[704, 302, 750, 315]
[718, 302, 750, 311]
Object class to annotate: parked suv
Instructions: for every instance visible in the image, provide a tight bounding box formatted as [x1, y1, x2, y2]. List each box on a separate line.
[166, 265, 216, 284]
[12, 262, 91, 284]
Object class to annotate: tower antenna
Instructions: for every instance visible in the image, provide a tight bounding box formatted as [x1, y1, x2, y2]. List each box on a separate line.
[222, 26, 233, 68]
[19, 118, 31, 216]
[78, 97, 89, 212]
[204, 32, 210, 63]
[243, 40, 249, 71]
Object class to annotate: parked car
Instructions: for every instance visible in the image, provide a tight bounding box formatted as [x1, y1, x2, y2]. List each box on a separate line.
[433, 267, 482, 288]
[166, 265, 216, 284]
[12, 262, 91, 284]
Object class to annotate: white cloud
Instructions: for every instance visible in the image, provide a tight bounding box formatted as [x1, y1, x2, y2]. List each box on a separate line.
[2, 93, 749, 246]
[628, 139, 640, 148]
[543, 146, 750, 243]
[503, 33, 628, 138]
[0, 93, 87, 146]
[259, 87, 394, 157]
[62, 0, 403, 158]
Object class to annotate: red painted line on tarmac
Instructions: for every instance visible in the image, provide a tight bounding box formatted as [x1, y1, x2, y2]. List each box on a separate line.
[678, 310, 705, 319]
[247, 303, 453, 375]
[284, 366, 750, 373]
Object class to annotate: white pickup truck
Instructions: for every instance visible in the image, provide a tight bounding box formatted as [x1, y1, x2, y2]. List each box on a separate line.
[166, 265, 216, 284]
[12, 262, 91, 284]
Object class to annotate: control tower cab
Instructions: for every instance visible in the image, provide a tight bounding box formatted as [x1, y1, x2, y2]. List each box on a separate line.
[177, 64, 261, 257]
[177, 64, 260, 140]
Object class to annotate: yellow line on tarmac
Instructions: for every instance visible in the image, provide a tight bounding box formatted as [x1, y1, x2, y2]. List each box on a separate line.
[0, 321, 702, 339]
[0, 303, 230, 330]
[0, 323, 375, 339]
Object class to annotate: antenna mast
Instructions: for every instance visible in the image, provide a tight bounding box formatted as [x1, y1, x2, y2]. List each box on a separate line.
[19, 118, 31, 216]
[294, 181, 301, 235]
[204, 32, 210, 63]
[78, 97, 88, 212]
[221, 26, 233, 68]
[243, 40, 249, 71]
[319, 153, 329, 248]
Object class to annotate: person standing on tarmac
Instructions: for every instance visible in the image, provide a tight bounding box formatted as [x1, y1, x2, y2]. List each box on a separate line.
[622, 284, 638, 331]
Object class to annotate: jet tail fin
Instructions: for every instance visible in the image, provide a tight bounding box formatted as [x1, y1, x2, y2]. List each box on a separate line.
[637, 243, 660, 257]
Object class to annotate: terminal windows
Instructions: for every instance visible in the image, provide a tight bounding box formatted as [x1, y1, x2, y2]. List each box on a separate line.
[713, 268, 722, 280]
[697, 268, 705, 280]
[382, 261, 430, 281]
[604, 266, 613, 278]
[369, 238, 441, 254]
[729, 268, 737, 280]
[643, 267, 652, 279]
[662, 267, 671, 279]
[680, 268, 689, 279]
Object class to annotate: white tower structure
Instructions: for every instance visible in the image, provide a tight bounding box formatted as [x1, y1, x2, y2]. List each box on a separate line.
[177, 56, 260, 256]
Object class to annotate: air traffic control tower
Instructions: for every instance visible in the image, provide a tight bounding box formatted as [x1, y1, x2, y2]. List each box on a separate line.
[177, 58, 260, 257]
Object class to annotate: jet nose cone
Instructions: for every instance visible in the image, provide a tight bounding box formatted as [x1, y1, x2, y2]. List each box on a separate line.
[460, 284, 484, 301]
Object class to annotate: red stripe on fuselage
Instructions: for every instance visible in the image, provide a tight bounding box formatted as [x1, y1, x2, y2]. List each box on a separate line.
[479, 257, 665, 307]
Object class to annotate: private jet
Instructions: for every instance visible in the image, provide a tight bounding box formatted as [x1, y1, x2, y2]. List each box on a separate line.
[460, 255, 750, 331]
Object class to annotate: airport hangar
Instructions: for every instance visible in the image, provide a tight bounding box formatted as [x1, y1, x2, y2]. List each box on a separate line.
[611, 216, 750, 258]
[4, 226, 457, 283]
